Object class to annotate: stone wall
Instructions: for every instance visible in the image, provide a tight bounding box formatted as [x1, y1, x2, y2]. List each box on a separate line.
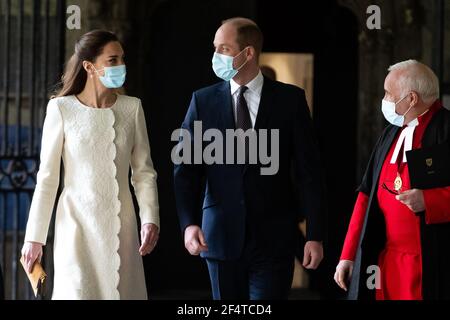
[338, 0, 443, 178]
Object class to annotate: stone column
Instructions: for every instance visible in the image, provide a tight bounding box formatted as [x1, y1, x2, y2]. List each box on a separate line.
[338, 0, 435, 179]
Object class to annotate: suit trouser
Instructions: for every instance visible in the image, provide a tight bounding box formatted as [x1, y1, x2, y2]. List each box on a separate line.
[205, 221, 295, 300]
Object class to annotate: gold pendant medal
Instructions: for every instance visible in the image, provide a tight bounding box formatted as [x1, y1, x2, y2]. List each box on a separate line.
[394, 173, 402, 192]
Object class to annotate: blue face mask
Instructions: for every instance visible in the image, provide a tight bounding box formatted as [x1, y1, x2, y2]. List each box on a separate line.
[93, 64, 126, 88]
[381, 94, 413, 127]
[211, 48, 248, 81]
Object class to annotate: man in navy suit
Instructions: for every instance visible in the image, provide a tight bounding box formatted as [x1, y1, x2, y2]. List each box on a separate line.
[174, 17, 325, 299]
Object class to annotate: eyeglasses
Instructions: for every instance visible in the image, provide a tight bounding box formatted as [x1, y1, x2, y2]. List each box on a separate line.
[381, 182, 400, 195]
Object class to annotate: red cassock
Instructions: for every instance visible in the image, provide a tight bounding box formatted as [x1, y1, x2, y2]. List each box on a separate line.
[340, 101, 450, 300]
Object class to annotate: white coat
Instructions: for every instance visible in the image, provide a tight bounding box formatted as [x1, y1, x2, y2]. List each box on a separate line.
[24, 94, 159, 299]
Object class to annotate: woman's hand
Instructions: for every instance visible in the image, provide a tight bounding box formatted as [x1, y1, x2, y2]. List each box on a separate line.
[139, 223, 159, 256]
[21, 242, 43, 273]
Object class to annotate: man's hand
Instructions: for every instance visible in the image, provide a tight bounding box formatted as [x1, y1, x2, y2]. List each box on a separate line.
[334, 260, 354, 291]
[139, 223, 159, 256]
[184, 225, 208, 256]
[302, 240, 323, 270]
[396, 189, 425, 213]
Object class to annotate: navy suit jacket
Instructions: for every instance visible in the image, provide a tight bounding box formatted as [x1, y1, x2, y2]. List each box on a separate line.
[174, 77, 325, 260]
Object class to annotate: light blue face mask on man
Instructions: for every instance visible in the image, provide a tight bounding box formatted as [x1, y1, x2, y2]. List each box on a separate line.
[381, 94, 413, 127]
[93, 64, 127, 88]
[211, 48, 248, 81]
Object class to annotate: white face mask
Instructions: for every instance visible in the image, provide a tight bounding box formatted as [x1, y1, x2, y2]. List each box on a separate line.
[381, 94, 414, 127]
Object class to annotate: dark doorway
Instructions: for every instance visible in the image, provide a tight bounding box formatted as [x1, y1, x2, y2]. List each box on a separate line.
[257, 2, 359, 299]
[132, 0, 258, 298]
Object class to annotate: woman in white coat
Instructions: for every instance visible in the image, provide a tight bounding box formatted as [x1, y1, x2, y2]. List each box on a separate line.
[21, 30, 160, 300]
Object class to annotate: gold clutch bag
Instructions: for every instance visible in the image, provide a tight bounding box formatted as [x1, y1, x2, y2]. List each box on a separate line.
[20, 256, 47, 298]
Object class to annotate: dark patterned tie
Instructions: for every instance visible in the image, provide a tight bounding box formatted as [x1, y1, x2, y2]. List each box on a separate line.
[235, 86, 251, 163]
[236, 86, 252, 130]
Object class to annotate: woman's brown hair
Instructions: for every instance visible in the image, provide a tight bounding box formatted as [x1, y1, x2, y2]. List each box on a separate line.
[52, 30, 119, 98]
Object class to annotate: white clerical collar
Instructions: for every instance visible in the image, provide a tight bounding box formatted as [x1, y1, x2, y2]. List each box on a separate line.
[390, 117, 419, 164]
[230, 70, 264, 96]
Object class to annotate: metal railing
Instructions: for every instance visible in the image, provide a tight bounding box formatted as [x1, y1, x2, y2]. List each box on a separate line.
[0, 0, 65, 300]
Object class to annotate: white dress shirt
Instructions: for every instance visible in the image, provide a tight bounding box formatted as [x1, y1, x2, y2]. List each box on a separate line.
[230, 70, 264, 128]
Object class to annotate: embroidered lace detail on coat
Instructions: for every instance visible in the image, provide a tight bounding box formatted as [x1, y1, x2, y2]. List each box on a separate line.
[62, 97, 122, 299]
